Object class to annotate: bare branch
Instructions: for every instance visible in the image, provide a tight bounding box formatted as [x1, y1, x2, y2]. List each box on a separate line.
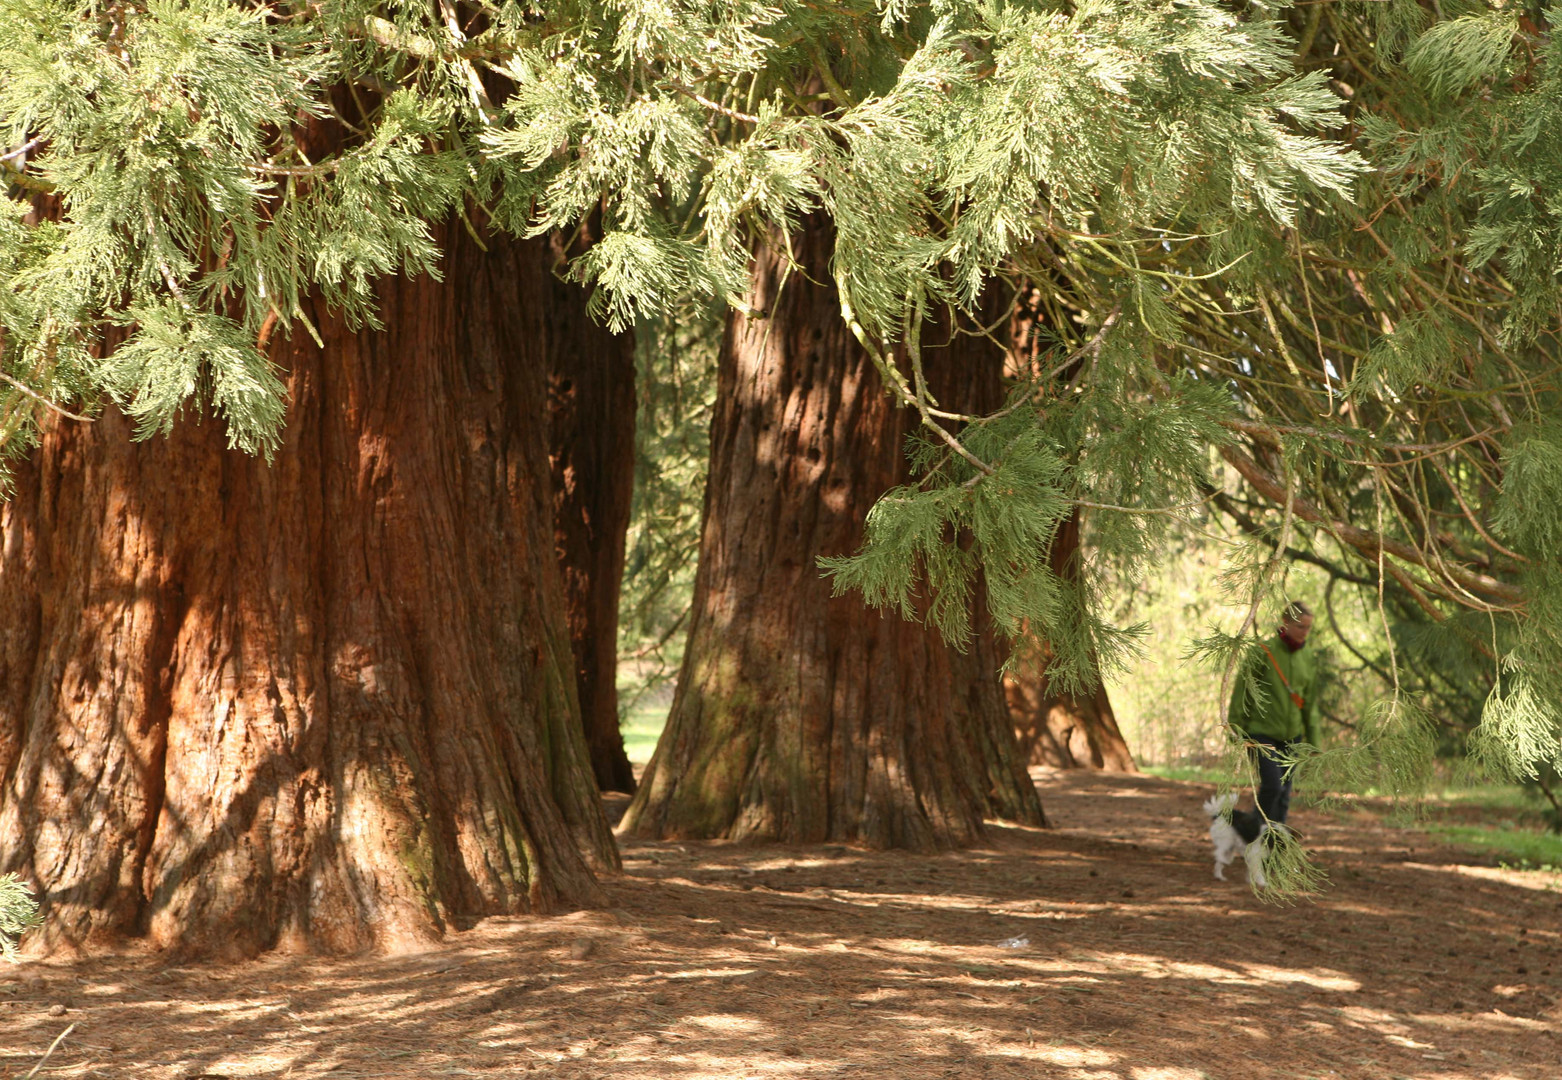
[1220, 444, 1525, 606]
[0, 372, 94, 423]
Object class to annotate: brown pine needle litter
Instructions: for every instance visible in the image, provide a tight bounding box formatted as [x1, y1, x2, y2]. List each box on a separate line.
[2, 770, 1558, 1080]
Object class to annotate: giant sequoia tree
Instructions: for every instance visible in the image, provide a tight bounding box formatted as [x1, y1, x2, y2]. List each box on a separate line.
[0, 223, 617, 957]
[611, 5, 1353, 839]
[0, 4, 635, 955]
[621, 217, 1043, 847]
[544, 230, 639, 795]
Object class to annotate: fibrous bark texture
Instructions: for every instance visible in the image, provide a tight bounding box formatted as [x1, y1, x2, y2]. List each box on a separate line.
[1005, 511, 1137, 772]
[545, 235, 638, 794]
[0, 226, 617, 959]
[620, 216, 1044, 850]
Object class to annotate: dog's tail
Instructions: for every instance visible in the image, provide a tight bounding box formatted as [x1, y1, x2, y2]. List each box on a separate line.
[1202, 792, 1238, 818]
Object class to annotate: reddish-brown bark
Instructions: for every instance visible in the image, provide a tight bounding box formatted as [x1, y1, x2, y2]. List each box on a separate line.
[1001, 285, 1136, 773]
[1005, 511, 1137, 772]
[545, 236, 638, 795]
[620, 217, 1044, 850]
[0, 225, 617, 959]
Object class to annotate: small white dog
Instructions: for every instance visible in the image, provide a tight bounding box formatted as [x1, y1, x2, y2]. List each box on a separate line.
[1203, 793, 1275, 887]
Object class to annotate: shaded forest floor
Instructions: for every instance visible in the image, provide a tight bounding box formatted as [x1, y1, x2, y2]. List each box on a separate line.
[3, 770, 1559, 1080]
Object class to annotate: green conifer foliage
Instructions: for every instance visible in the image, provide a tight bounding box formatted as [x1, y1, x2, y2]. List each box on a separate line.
[1, 1, 1356, 458]
[839, 3, 1562, 833]
[0, 872, 40, 961]
[813, 3, 1562, 889]
[0, 0, 1358, 689]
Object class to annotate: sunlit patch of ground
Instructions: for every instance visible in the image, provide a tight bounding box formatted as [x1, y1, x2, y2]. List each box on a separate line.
[1400, 861, 1562, 892]
[2, 769, 1559, 1079]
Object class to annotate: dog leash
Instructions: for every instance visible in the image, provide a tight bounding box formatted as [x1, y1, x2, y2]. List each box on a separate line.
[1259, 642, 1305, 709]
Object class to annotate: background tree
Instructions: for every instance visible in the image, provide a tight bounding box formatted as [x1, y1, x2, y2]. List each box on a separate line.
[615, 300, 720, 726]
[1002, 289, 1135, 771]
[545, 229, 639, 795]
[621, 216, 1044, 848]
[1005, 513, 1137, 771]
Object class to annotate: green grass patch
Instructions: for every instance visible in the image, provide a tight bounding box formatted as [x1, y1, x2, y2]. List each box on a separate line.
[1425, 782, 1539, 813]
[1423, 823, 1562, 871]
[1140, 764, 1231, 786]
[620, 698, 669, 765]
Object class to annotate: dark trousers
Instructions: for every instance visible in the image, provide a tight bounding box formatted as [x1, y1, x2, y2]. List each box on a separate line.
[1251, 735, 1296, 825]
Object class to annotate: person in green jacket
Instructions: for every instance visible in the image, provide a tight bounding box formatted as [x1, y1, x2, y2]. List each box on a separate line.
[1227, 601, 1320, 826]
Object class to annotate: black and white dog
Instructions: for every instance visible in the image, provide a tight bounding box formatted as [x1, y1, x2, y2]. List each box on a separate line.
[1202, 793, 1278, 887]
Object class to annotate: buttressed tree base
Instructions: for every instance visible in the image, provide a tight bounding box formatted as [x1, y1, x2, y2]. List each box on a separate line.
[0, 227, 616, 958]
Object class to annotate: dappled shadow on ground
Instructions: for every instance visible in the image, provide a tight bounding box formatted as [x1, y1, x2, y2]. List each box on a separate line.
[2, 770, 1559, 1079]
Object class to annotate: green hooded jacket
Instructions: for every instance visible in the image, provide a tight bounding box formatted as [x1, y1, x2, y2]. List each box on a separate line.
[1227, 633, 1319, 746]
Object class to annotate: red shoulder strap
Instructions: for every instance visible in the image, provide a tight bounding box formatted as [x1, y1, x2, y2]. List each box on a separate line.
[1259, 642, 1306, 709]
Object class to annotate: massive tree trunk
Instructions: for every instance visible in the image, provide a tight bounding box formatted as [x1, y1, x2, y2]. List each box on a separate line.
[1004, 510, 1137, 772]
[0, 225, 618, 959]
[545, 235, 638, 794]
[620, 217, 1044, 850]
